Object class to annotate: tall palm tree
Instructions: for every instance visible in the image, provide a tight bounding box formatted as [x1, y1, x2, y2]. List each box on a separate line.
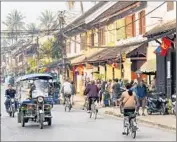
[3, 9, 25, 44]
[38, 10, 56, 35]
[67, 1, 84, 14]
[26, 23, 38, 40]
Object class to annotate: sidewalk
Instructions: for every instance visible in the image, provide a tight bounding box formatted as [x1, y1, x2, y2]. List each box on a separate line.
[74, 95, 176, 131]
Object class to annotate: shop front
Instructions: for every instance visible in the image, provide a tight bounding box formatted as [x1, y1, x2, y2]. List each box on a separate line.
[144, 19, 176, 98]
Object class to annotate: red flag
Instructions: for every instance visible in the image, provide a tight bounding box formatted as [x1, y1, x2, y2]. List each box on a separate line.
[160, 37, 171, 56]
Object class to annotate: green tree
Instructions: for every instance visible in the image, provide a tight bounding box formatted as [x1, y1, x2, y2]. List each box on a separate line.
[3, 9, 25, 44]
[39, 39, 53, 61]
[38, 10, 56, 35]
[51, 37, 62, 59]
[26, 23, 38, 40]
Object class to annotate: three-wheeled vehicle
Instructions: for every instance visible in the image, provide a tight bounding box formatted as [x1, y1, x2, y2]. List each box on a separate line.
[16, 73, 54, 129]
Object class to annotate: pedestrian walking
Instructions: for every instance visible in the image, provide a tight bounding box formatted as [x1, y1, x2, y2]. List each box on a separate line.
[99, 81, 107, 105]
[112, 79, 121, 107]
[71, 81, 76, 105]
[103, 84, 111, 107]
[136, 80, 147, 116]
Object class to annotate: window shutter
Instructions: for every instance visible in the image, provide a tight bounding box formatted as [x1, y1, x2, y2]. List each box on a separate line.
[132, 14, 136, 37]
[91, 31, 94, 46]
[74, 36, 76, 53]
[116, 19, 126, 40]
[125, 15, 133, 38]
[167, 2, 174, 12]
[139, 10, 146, 35]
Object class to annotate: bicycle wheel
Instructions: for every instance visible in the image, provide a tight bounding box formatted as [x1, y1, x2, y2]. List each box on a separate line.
[94, 108, 98, 120]
[90, 111, 92, 118]
[130, 119, 136, 139]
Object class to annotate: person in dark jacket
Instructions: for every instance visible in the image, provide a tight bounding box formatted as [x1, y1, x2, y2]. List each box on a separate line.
[136, 80, 147, 116]
[4, 84, 17, 111]
[112, 79, 121, 107]
[84, 80, 99, 113]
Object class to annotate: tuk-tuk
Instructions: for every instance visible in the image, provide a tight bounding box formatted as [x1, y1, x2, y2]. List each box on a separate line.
[16, 73, 53, 129]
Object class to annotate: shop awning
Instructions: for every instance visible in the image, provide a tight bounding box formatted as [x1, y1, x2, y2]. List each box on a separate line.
[71, 48, 105, 65]
[144, 19, 176, 40]
[86, 42, 146, 63]
[140, 59, 156, 73]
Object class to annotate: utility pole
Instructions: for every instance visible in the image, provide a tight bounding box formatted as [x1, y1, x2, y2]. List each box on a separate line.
[58, 10, 66, 81]
[36, 36, 39, 73]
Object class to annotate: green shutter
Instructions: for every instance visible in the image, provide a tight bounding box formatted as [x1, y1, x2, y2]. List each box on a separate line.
[116, 19, 126, 40]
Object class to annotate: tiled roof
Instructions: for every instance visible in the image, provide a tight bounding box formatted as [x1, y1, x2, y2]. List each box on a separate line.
[91, 1, 137, 24]
[144, 19, 176, 37]
[64, 2, 108, 33]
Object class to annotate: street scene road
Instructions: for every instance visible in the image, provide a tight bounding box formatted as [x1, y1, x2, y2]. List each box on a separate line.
[1, 1, 176, 141]
[1, 86, 176, 141]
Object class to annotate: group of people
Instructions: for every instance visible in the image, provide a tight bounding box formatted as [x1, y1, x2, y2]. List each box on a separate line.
[83, 78, 147, 116]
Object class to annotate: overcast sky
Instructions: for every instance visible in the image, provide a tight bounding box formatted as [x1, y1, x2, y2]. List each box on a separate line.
[1, 2, 95, 30]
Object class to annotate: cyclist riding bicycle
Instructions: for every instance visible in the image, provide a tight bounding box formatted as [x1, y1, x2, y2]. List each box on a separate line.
[61, 78, 72, 105]
[118, 83, 138, 134]
[84, 80, 99, 113]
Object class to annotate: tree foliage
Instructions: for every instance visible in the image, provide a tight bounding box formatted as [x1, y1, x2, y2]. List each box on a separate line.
[3, 9, 25, 43]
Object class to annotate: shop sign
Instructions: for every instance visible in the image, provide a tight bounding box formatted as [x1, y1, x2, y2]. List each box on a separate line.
[86, 63, 93, 69]
[167, 61, 171, 79]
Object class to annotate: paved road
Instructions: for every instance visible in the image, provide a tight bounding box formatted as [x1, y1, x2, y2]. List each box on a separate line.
[1, 85, 176, 141]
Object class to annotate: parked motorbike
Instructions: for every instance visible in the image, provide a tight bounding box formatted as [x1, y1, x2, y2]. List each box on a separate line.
[7, 97, 17, 117]
[146, 92, 168, 115]
[172, 94, 176, 116]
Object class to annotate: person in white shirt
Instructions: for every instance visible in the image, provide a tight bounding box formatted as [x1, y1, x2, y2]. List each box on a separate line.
[61, 78, 72, 105]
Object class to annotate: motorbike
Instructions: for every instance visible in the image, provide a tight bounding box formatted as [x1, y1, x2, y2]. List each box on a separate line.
[7, 97, 17, 117]
[146, 92, 168, 115]
[172, 94, 176, 116]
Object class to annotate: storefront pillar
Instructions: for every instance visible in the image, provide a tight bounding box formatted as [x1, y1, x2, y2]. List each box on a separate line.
[123, 58, 132, 82]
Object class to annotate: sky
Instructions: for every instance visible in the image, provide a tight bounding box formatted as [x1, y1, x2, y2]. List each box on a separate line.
[1, 2, 95, 30]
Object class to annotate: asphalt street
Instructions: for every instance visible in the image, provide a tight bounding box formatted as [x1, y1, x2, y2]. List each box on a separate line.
[1, 85, 176, 141]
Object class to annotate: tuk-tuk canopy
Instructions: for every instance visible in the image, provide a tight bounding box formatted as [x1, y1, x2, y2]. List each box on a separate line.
[16, 73, 53, 83]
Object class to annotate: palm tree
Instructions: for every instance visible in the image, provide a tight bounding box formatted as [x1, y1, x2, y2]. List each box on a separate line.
[67, 1, 84, 14]
[26, 23, 38, 40]
[3, 9, 25, 44]
[38, 10, 56, 35]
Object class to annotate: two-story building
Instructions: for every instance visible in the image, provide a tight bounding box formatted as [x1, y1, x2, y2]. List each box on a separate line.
[143, 1, 176, 98]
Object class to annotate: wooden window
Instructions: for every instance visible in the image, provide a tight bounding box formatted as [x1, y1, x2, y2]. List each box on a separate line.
[80, 33, 87, 50]
[98, 27, 105, 46]
[125, 15, 133, 38]
[91, 31, 94, 46]
[74, 36, 77, 53]
[139, 10, 146, 35]
[132, 14, 136, 37]
[167, 2, 174, 12]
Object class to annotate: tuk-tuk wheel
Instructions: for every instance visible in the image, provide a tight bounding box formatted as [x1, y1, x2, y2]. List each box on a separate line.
[21, 113, 25, 127]
[39, 114, 44, 129]
[48, 118, 52, 126]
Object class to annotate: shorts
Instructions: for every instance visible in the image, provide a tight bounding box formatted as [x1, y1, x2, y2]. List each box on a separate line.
[123, 108, 135, 117]
[137, 97, 146, 108]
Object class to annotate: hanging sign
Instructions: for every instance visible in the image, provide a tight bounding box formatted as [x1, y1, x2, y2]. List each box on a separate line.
[86, 63, 93, 69]
[167, 61, 171, 79]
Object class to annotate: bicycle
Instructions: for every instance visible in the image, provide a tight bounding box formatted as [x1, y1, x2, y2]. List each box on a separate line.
[89, 98, 98, 119]
[64, 94, 72, 112]
[83, 97, 89, 111]
[122, 112, 138, 139]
